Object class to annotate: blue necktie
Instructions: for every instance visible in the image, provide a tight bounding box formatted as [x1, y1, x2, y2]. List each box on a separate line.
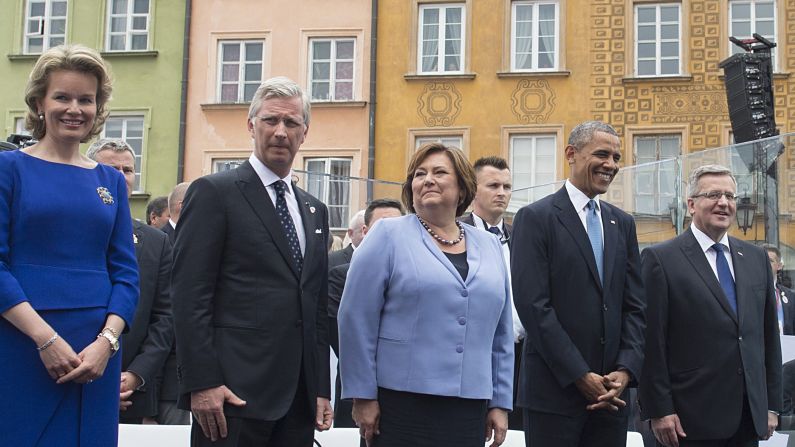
[712, 243, 737, 314]
[586, 200, 603, 284]
[487, 225, 501, 237]
[272, 180, 303, 274]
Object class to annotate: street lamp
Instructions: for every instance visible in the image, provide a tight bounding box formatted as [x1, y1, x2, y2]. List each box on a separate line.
[736, 193, 757, 234]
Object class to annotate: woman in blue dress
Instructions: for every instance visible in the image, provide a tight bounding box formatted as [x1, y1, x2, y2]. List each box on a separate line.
[0, 44, 138, 446]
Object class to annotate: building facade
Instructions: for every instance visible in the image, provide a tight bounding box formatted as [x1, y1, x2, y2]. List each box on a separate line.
[182, 0, 373, 230]
[373, 0, 795, 251]
[1, 0, 186, 219]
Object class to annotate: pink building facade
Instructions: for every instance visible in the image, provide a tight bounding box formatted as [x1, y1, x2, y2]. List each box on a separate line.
[183, 0, 373, 229]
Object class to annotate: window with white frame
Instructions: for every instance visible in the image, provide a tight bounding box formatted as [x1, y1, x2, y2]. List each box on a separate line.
[217, 40, 265, 103]
[212, 158, 246, 173]
[24, 0, 67, 54]
[106, 0, 150, 51]
[633, 135, 680, 214]
[14, 117, 31, 136]
[415, 135, 464, 151]
[103, 116, 145, 192]
[305, 158, 352, 229]
[729, 0, 776, 68]
[511, 1, 559, 71]
[510, 134, 556, 203]
[418, 3, 465, 74]
[635, 3, 681, 76]
[309, 38, 355, 101]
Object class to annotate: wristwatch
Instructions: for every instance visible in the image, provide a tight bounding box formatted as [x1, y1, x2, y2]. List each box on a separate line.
[98, 328, 119, 356]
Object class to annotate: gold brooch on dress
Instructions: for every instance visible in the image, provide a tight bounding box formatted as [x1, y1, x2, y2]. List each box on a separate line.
[97, 187, 114, 205]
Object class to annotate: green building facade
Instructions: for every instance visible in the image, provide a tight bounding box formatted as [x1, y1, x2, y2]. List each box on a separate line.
[1, 0, 185, 219]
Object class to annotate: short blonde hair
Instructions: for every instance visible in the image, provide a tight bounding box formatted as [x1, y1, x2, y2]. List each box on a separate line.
[24, 44, 113, 143]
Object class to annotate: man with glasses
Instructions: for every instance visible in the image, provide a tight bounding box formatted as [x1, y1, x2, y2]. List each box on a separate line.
[640, 164, 781, 446]
[171, 77, 333, 446]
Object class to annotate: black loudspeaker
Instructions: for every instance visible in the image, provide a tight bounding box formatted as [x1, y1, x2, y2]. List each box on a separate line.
[719, 34, 778, 145]
[720, 52, 777, 144]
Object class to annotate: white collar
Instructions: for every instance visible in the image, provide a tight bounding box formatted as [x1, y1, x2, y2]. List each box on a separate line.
[471, 211, 504, 230]
[248, 153, 295, 195]
[690, 223, 730, 253]
[565, 179, 600, 212]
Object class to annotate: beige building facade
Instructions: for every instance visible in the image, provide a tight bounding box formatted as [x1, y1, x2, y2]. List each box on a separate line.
[183, 0, 373, 229]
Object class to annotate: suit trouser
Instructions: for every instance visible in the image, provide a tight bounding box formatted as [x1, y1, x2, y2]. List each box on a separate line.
[523, 404, 628, 447]
[191, 374, 314, 447]
[670, 399, 758, 447]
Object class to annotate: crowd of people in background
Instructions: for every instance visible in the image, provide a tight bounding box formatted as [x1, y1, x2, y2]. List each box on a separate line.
[0, 43, 791, 447]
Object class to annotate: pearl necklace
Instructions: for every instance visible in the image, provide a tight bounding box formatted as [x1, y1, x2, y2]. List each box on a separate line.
[417, 215, 465, 246]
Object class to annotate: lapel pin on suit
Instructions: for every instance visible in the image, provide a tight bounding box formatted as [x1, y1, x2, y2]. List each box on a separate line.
[133, 233, 139, 244]
[315, 229, 322, 234]
[305, 201, 316, 214]
[610, 220, 616, 224]
[737, 251, 743, 256]
[782, 290, 789, 304]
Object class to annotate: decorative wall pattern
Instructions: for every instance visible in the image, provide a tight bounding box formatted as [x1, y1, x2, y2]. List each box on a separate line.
[511, 79, 556, 124]
[417, 81, 462, 127]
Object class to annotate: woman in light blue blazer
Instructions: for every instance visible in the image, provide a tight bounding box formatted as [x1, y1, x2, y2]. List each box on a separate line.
[338, 143, 514, 447]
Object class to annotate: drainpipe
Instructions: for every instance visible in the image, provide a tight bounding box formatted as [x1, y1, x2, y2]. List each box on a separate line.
[176, 0, 192, 183]
[366, 0, 378, 202]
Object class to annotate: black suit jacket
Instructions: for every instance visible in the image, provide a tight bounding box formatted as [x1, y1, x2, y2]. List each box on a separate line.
[171, 161, 331, 421]
[511, 187, 646, 415]
[639, 229, 782, 439]
[122, 220, 174, 418]
[328, 244, 353, 270]
[160, 221, 176, 245]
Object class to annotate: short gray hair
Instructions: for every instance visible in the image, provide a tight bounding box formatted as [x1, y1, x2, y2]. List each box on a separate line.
[86, 138, 135, 161]
[567, 121, 619, 149]
[247, 76, 311, 125]
[687, 164, 737, 197]
[348, 209, 365, 231]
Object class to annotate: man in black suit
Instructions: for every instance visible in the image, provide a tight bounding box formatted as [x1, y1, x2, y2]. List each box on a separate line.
[172, 77, 332, 446]
[640, 165, 781, 446]
[87, 139, 174, 424]
[328, 210, 364, 269]
[461, 155, 525, 430]
[160, 182, 189, 244]
[763, 244, 795, 336]
[512, 121, 646, 447]
[328, 198, 404, 428]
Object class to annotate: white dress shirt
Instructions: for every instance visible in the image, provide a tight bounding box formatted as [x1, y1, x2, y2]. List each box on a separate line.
[690, 223, 735, 282]
[565, 180, 604, 243]
[248, 153, 306, 254]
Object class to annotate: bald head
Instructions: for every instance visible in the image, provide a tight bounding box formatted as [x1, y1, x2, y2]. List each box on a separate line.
[168, 182, 191, 223]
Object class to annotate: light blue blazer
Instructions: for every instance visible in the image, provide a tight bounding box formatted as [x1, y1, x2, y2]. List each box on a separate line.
[338, 214, 514, 409]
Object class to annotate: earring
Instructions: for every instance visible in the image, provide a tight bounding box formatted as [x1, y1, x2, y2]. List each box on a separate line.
[38, 113, 44, 121]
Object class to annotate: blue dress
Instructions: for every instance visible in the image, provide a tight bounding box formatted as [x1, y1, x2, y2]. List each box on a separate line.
[0, 150, 139, 446]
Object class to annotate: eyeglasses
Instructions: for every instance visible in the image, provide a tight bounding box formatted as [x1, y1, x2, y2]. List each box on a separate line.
[690, 191, 739, 202]
[253, 115, 305, 129]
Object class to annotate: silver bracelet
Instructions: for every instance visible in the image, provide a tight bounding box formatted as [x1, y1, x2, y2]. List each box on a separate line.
[36, 332, 59, 352]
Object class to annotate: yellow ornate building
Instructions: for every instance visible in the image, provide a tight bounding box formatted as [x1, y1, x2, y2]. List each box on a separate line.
[373, 0, 795, 254]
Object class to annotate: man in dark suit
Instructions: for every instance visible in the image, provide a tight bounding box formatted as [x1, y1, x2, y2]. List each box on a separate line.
[155, 181, 191, 424]
[328, 210, 364, 269]
[461, 155, 525, 430]
[160, 182, 189, 244]
[512, 121, 646, 447]
[172, 77, 332, 446]
[640, 165, 781, 446]
[328, 198, 404, 429]
[87, 139, 175, 424]
[763, 244, 795, 336]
